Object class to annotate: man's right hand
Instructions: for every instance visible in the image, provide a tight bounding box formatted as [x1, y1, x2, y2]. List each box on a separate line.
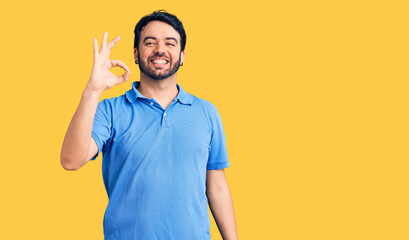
[60, 32, 131, 170]
[86, 32, 131, 93]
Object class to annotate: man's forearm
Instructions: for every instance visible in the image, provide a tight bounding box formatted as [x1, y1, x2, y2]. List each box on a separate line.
[207, 187, 238, 240]
[60, 88, 102, 170]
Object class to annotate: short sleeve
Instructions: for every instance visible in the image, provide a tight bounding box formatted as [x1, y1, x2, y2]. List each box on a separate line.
[90, 99, 112, 160]
[206, 105, 230, 170]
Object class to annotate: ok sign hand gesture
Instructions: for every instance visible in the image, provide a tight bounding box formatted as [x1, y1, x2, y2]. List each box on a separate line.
[87, 32, 131, 93]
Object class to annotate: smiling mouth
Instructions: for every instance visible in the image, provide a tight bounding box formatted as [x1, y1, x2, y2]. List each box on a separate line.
[150, 58, 169, 65]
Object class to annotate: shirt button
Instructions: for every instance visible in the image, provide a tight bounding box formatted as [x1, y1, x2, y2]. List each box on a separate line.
[149, 102, 153, 105]
[164, 113, 167, 117]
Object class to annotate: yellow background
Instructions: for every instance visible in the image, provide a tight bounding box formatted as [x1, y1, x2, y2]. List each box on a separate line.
[1, 0, 408, 239]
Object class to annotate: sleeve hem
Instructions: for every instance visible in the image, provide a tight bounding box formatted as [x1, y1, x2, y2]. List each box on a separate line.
[90, 132, 102, 160]
[206, 161, 230, 170]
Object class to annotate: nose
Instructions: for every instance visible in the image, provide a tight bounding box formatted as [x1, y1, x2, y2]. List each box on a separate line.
[153, 42, 166, 55]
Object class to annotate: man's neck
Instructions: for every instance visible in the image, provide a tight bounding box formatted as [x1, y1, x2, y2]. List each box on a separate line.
[138, 75, 179, 110]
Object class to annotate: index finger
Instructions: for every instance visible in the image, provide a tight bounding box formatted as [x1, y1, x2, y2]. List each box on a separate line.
[111, 60, 130, 72]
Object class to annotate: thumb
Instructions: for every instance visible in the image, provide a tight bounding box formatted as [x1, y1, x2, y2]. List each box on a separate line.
[117, 70, 131, 84]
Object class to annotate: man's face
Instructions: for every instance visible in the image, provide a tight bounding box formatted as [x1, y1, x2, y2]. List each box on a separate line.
[135, 20, 185, 81]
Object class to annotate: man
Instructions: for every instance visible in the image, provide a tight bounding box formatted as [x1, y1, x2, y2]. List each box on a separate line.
[61, 10, 238, 240]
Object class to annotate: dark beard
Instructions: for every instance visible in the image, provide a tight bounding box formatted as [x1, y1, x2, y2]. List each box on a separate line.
[138, 52, 181, 81]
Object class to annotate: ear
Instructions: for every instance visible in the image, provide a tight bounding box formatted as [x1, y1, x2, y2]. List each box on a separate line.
[134, 48, 138, 62]
[181, 50, 186, 65]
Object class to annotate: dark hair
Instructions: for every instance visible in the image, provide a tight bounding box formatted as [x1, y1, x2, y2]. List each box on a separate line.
[134, 10, 186, 52]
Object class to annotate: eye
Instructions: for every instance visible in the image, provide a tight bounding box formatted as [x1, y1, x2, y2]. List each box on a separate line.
[166, 42, 176, 47]
[146, 42, 155, 46]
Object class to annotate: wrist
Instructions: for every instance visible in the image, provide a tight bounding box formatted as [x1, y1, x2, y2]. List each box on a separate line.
[83, 86, 103, 98]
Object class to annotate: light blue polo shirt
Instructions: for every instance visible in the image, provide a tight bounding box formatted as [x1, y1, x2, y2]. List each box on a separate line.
[90, 81, 230, 240]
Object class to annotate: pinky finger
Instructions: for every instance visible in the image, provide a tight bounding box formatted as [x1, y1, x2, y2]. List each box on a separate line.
[93, 38, 99, 59]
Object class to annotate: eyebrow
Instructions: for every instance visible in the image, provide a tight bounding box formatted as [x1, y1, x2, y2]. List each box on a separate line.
[166, 37, 178, 43]
[143, 36, 178, 43]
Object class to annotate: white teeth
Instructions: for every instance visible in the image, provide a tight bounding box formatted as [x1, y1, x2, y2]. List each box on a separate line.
[152, 59, 167, 64]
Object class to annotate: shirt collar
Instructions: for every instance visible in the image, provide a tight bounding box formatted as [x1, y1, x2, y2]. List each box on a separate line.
[125, 81, 193, 105]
